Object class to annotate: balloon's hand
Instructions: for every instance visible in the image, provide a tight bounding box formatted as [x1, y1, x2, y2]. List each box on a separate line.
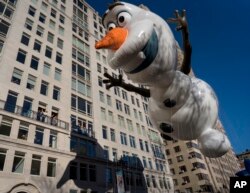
[103, 72, 123, 89]
[167, 10, 187, 31]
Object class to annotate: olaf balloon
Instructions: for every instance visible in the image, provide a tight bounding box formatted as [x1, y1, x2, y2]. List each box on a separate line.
[95, 1, 231, 158]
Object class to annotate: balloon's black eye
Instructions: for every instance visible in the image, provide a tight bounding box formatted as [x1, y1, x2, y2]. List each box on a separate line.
[117, 12, 131, 27]
[119, 16, 125, 23]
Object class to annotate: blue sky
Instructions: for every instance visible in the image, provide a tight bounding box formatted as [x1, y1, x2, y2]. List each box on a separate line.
[87, 0, 250, 154]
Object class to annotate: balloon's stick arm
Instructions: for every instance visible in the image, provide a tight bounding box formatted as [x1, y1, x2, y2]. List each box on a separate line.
[103, 72, 151, 98]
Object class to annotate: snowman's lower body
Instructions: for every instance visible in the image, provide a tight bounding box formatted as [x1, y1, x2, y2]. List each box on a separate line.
[149, 78, 231, 158]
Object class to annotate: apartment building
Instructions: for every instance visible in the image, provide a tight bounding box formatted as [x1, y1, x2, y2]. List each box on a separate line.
[165, 119, 240, 193]
[236, 149, 250, 169]
[0, 0, 173, 193]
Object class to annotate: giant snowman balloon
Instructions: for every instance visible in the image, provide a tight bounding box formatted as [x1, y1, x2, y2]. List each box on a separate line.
[95, 1, 231, 158]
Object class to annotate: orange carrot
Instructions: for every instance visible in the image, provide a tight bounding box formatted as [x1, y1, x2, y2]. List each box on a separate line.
[95, 27, 128, 50]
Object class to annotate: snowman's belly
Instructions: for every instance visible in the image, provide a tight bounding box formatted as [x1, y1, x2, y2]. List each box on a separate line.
[149, 77, 218, 140]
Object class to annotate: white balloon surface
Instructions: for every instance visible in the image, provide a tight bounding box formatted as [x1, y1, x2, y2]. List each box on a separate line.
[96, 1, 231, 158]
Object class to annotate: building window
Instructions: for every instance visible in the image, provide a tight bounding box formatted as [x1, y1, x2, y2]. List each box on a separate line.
[0, 18, 9, 38]
[69, 161, 77, 179]
[0, 118, 12, 136]
[72, 62, 91, 81]
[152, 175, 157, 188]
[99, 91, 105, 103]
[26, 74, 36, 90]
[33, 40, 41, 52]
[189, 151, 203, 159]
[146, 175, 151, 187]
[114, 87, 120, 96]
[34, 128, 44, 145]
[124, 104, 130, 115]
[40, 81, 49, 96]
[145, 141, 150, 152]
[0, 149, 7, 171]
[4, 91, 17, 113]
[110, 128, 115, 142]
[47, 32, 54, 43]
[179, 165, 187, 173]
[36, 25, 44, 37]
[51, 9, 57, 18]
[16, 49, 26, 64]
[30, 155, 41, 175]
[49, 131, 57, 148]
[177, 155, 184, 162]
[45, 46, 52, 58]
[127, 119, 133, 131]
[174, 146, 181, 153]
[104, 146, 109, 159]
[39, 13, 46, 23]
[11, 68, 23, 85]
[30, 56, 39, 70]
[3, 6, 14, 19]
[89, 165, 96, 182]
[112, 148, 118, 161]
[42, 63, 50, 76]
[60, 5, 65, 12]
[116, 100, 122, 111]
[53, 86, 60, 100]
[129, 135, 136, 148]
[102, 126, 107, 139]
[28, 6, 36, 17]
[49, 19, 56, 30]
[120, 132, 127, 145]
[12, 151, 25, 173]
[107, 95, 112, 106]
[59, 15, 65, 24]
[56, 52, 62, 64]
[54, 68, 61, 81]
[108, 111, 114, 123]
[41, 2, 48, 11]
[0, 40, 3, 53]
[25, 18, 33, 30]
[148, 158, 153, 169]
[97, 63, 101, 73]
[57, 38, 63, 49]
[118, 115, 125, 128]
[136, 124, 141, 135]
[122, 90, 128, 100]
[139, 139, 144, 151]
[182, 176, 190, 184]
[17, 122, 29, 140]
[192, 162, 206, 170]
[59, 26, 64, 36]
[47, 158, 56, 177]
[21, 33, 30, 46]
[98, 76, 102, 87]
[52, 0, 58, 5]
[101, 108, 106, 120]
[31, 0, 38, 5]
[80, 163, 87, 181]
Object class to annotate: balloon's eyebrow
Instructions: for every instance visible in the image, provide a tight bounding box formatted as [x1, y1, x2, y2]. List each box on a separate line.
[102, 2, 124, 25]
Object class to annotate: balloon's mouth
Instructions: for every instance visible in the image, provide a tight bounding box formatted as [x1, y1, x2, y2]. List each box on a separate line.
[125, 29, 159, 74]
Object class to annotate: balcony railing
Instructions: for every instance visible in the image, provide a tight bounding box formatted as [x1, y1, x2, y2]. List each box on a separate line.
[71, 125, 95, 138]
[0, 100, 69, 130]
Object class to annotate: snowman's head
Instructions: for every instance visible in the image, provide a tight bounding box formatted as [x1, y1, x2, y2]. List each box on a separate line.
[96, 2, 177, 83]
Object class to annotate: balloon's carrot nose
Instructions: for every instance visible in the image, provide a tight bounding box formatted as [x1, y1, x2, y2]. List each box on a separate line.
[95, 27, 128, 50]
